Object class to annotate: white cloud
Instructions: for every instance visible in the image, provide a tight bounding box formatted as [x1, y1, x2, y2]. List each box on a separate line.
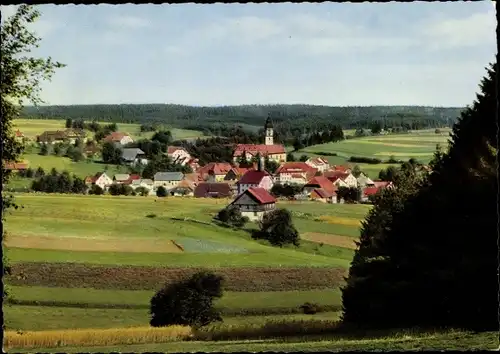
[106, 15, 151, 29]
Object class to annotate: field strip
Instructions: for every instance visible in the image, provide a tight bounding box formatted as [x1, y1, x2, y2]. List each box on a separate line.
[5, 235, 184, 254]
[373, 152, 435, 157]
[342, 140, 423, 148]
[4, 326, 193, 349]
[302, 233, 357, 250]
[7, 263, 347, 291]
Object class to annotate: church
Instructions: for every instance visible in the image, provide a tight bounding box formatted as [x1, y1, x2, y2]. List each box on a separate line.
[232, 117, 287, 164]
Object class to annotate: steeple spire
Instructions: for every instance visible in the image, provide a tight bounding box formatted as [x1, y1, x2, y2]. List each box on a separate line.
[264, 114, 274, 145]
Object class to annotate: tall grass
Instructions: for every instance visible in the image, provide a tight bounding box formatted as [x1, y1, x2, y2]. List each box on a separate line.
[4, 326, 193, 349]
[315, 215, 362, 227]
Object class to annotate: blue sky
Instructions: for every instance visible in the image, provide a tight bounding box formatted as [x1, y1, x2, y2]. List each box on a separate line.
[1, 2, 496, 106]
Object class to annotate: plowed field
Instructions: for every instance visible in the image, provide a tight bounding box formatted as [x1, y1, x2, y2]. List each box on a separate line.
[302, 233, 357, 250]
[7, 263, 347, 292]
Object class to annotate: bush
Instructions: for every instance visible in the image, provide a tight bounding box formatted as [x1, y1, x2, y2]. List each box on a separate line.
[156, 186, 168, 197]
[252, 209, 300, 247]
[150, 271, 224, 328]
[300, 302, 321, 315]
[215, 205, 248, 227]
[108, 184, 133, 196]
[89, 184, 104, 195]
[348, 156, 382, 164]
[135, 186, 150, 196]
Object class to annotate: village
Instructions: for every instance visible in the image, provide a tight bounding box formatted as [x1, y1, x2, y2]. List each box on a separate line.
[6, 117, 393, 222]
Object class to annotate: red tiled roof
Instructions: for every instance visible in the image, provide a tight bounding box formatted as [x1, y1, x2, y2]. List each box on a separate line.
[373, 181, 391, 188]
[312, 188, 333, 199]
[85, 172, 105, 184]
[333, 165, 351, 172]
[4, 162, 29, 170]
[233, 144, 286, 156]
[276, 162, 316, 175]
[305, 176, 336, 193]
[237, 170, 270, 185]
[308, 157, 329, 166]
[103, 132, 129, 142]
[324, 171, 349, 182]
[246, 187, 276, 204]
[198, 162, 233, 176]
[194, 182, 232, 198]
[167, 146, 187, 154]
[363, 187, 380, 196]
[15, 130, 24, 137]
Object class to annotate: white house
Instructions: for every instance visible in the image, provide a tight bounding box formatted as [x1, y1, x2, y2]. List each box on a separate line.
[275, 162, 317, 185]
[103, 132, 134, 147]
[305, 157, 330, 173]
[325, 171, 358, 188]
[85, 172, 113, 190]
[356, 173, 375, 188]
[153, 172, 184, 190]
[230, 187, 277, 221]
[122, 148, 148, 166]
[130, 178, 155, 195]
[166, 146, 192, 166]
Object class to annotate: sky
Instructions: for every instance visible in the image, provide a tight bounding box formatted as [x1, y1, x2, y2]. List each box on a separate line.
[0, 2, 497, 107]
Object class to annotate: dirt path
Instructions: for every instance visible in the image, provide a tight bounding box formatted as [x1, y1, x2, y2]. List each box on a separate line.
[5, 235, 183, 254]
[302, 232, 358, 250]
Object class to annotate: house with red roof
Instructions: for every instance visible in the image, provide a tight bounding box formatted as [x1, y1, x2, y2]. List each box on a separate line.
[275, 162, 318, 185]
[103, 132, 134, 147]
[224, 166, 253, 182]
[4, 161, 29, 172]
[235, 160, 274, 195]
[15, 130, 25, 143]
[323, 170, 358, 188]
[197, 162, 233, 182]
[303, 175, 337, 194]
[232, 117, 287, 163]
[166, 146, 193, 166]
[84, 172, 113, 190]
[332, 165, 352, 174]
[305, 157, 330, 173]
[310, 188, 337, 204]
[230, 187, 276, 221]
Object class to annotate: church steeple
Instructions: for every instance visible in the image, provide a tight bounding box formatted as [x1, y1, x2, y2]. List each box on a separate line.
[264, 115, 274, 146]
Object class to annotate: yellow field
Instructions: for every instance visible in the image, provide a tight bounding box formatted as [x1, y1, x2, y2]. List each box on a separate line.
[4, 326, 192, 350]
[315, 215, 362, 227]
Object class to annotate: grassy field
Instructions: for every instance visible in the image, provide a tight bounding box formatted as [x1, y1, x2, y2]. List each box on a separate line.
[295, 129, 452, 178]
[3, 194, 362, 337]
[13, 118, 206, 141]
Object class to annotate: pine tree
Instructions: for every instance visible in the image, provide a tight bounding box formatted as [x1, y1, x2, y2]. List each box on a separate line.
[341, 62, 498, 331]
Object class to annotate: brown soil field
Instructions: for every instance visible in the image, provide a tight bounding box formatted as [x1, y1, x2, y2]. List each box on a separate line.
[7, 263, 347, 292]
[303, 233, 357, 250]
[5, 235, 183, 254]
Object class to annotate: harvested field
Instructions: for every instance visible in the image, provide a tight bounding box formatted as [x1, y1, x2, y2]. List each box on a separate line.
[5, 235, 184, 254]
[302, 233, 357, 250]
[7, 263, 347, 292]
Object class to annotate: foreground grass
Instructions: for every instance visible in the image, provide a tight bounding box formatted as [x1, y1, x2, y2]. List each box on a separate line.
[3, 303, 340, 331]
[7, 329, 496, 352]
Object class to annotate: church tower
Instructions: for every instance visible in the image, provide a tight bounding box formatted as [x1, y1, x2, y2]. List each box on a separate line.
[264, 116, 273, 146]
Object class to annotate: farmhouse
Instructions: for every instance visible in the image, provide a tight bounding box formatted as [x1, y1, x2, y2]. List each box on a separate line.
[113, 174, 131, 184]
[275, 162, 317, 185]
[361, 186, 380, 202]
[4, 161, 29, 171]
[130, 178, 155, 195]
[310, 188, 337, 204]
[224, 166, 252, 182]
[324, 171, 358, 188]
[332, 165, 352, 174]
[37, 129, 86, 145]
[356, 173, 375, 188]
[15, 130, 25, 143]
[303, 176, 336, 194]
[194, 182, 232, 198]
[166, 146, 192, 166]
[373, 181, 394, 189]
[236, 158, 273, 195]
[169, 179, 195, 197]
[233, 117, 286, 163]
[122, 148, 148, 166]
[197, 162, 233, 182]
[103, 132, 134, 147]
[230, 187, 276, 221]
[305, 157, 330, 173]
[85, 172, 113, 190]
[153, 172, 184, 190]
